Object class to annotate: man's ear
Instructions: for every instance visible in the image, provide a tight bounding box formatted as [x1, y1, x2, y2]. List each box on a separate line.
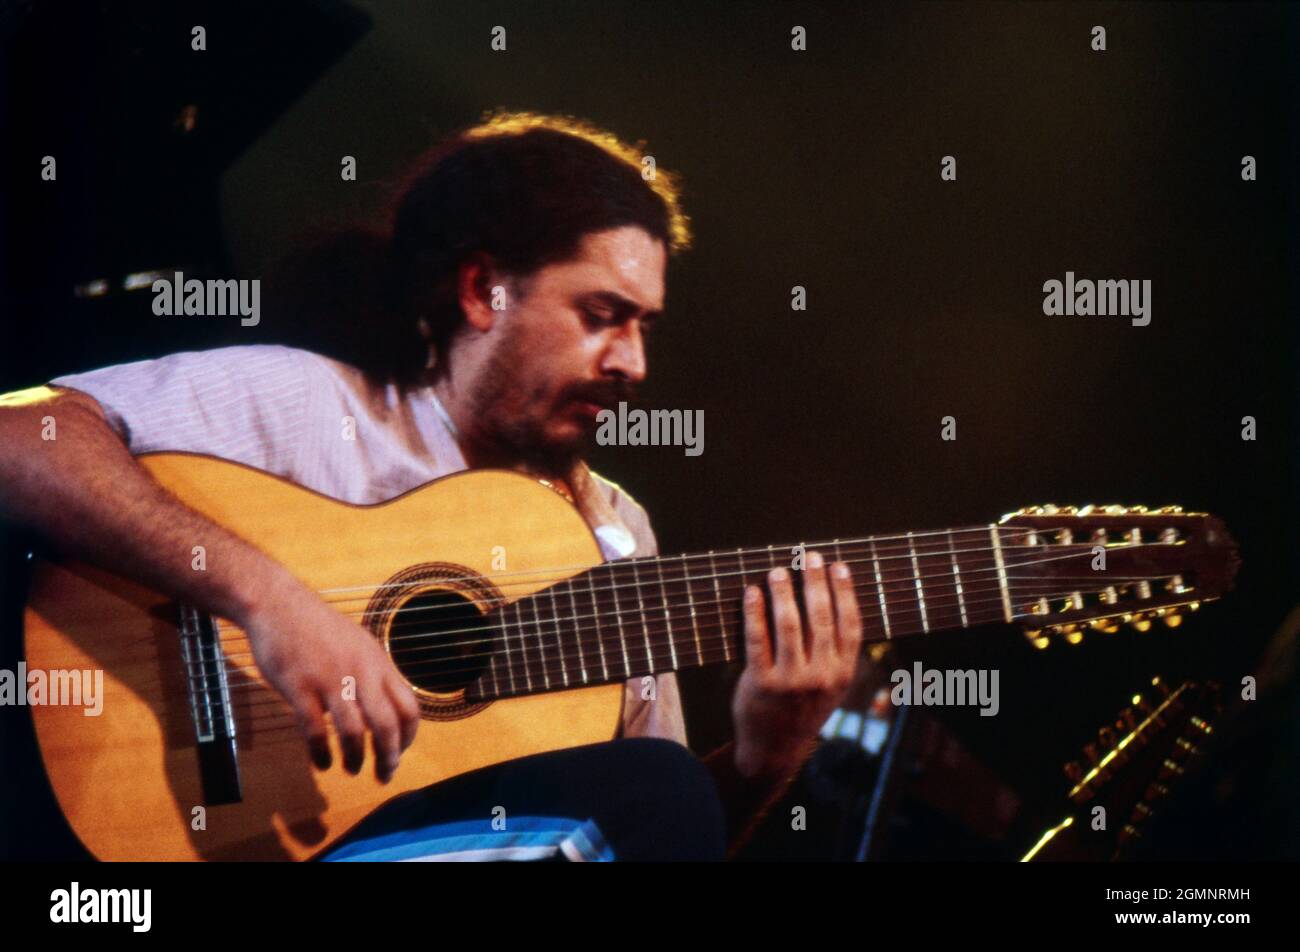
[456, 253, 502, 333]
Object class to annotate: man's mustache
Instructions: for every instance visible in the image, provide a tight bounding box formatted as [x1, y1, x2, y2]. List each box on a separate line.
[563, 380, 637, 409]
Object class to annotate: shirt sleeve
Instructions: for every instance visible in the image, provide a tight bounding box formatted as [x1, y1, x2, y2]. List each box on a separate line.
[49, 345, 314, 478]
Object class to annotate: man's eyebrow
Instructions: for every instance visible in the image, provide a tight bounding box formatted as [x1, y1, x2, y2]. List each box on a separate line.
[580, 290, 662, 321]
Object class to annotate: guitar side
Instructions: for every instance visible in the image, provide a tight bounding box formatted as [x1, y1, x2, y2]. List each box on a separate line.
[23, 453, 623, 861]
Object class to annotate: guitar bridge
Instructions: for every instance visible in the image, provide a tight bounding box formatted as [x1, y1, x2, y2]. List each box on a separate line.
[178, 605, 242, 805]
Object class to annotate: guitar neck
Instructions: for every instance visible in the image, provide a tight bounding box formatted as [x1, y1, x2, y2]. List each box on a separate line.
[472, 524, 1025, 700]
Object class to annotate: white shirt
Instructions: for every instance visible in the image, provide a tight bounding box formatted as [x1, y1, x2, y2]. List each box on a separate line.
[52, 344, 688, 745]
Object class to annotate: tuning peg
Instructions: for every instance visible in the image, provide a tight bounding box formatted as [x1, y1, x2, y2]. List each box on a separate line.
[1061, 625, 1084, 645]
[1129, 505, 1149, 514]
[1098, 726, 1117, 748]
[1188, 715, 1214, 736]
[1157, 505, 1184, 514]
[1090, 617, 1120, 634]
[1157, 759, 1185, 781]
[1117, 824, 1143, 847]
[1102, 504, 1127, 514]
[1064, 761, 1085, 783]
[1144, 781, 1170, 802]
[1082, 741, 1101, 764]
[1133, 693, 1153, 714]
[1119, 707, 1140, 730]
[1150, 676, 1170, 697]
[1058, 505, 1078, 515]
[1023, 628, 1051, 650]
[1154, 609, 1182, 628]
[1129, 613, 1153, 633]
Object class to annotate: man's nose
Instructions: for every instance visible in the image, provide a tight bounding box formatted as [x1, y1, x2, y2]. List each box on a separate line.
[601, 322, 647, 383]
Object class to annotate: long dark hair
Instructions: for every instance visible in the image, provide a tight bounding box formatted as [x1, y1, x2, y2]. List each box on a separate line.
[264, 111, 691, 388]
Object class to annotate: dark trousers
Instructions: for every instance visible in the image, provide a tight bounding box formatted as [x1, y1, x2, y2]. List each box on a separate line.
[318, 738, 726, 862]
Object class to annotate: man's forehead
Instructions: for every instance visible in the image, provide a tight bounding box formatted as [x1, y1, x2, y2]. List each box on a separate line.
[553, 227, 666, 312]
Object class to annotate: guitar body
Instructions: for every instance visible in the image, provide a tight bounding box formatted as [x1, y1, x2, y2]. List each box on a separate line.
[23, 453, 622, 861]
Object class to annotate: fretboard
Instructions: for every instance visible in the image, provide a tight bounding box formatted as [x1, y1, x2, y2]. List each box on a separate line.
[469, 525, 1033, 701]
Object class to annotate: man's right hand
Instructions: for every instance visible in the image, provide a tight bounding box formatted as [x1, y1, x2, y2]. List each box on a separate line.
[240, 574, 421, 783]
[0, 386, 421, 783]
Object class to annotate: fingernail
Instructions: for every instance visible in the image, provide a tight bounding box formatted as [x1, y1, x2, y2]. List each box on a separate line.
[745, 585, 760, 605]
[808, 551, 824, 569]
[833, 562, 851, 579]
[770, 568, 788, 583]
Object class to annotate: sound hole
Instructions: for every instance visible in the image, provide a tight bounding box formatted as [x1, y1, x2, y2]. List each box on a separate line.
[389, 589, 493, 694]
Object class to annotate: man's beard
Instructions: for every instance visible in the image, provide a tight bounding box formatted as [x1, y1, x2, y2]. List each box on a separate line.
[464, 334, 634, 481]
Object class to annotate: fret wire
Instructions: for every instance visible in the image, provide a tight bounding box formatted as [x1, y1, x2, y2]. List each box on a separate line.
[501, 601, 516, 695]
[907, 531, 930, 634]
[989, 524, 1014, 623]
[564, 578, 588, 684]
[628, 557, 654, 675]
[654, 555, 679, 670]
[529, 594, 549, 690]
[547, 585, 569, 688]
[947, 528, 969, 627]
[609, 563, 632, 678]
[519, 600, 536, 694]
[682, 552, 704, 666]
[709, 550, 732, 663]
[868, 538, 892, 639]
[587, 568, 610, 682]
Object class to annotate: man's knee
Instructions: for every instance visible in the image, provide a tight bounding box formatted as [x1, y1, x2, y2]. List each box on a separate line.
[584, 738, 726, 860]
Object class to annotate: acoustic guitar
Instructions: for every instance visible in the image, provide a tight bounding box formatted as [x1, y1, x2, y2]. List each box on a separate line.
[22, 453, 1239, 859]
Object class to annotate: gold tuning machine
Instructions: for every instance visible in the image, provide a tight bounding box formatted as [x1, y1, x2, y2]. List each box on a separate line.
[1023, 628, 1050, 649]
[1054, 622, 1084, 645]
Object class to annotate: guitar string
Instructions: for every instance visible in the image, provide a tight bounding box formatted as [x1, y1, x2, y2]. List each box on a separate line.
[182, 594, 1036, 732]
[133, 542, 1188, 687]
[296, 522, 1174, 602]
[208, 570, 1178, 681]
[153, 575, 1052, 700]
[300, 534, 1146, 617]
[157, 573, 1183, 721]
[203, 539, 1182, 659]
[298, 523, 1035, 597]
[129, 534, 1145, 665]
[163, 537, 1172, 672]
[212, 587, 1172, 738]
[114, 536, 1195, 728]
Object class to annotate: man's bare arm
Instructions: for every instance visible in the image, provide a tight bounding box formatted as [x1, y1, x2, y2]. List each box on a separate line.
[0, 386, 419, 781]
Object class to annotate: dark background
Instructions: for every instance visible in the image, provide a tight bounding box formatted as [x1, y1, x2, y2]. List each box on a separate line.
[2, 0, 1296, 860]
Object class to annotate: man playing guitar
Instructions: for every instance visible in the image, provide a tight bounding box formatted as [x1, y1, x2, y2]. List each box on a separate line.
[0, 112, 864, 860]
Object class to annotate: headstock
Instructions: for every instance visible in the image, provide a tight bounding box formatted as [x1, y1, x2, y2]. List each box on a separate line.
[1022, 677, 1222, 861]
[999, 504, 1240, 648]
